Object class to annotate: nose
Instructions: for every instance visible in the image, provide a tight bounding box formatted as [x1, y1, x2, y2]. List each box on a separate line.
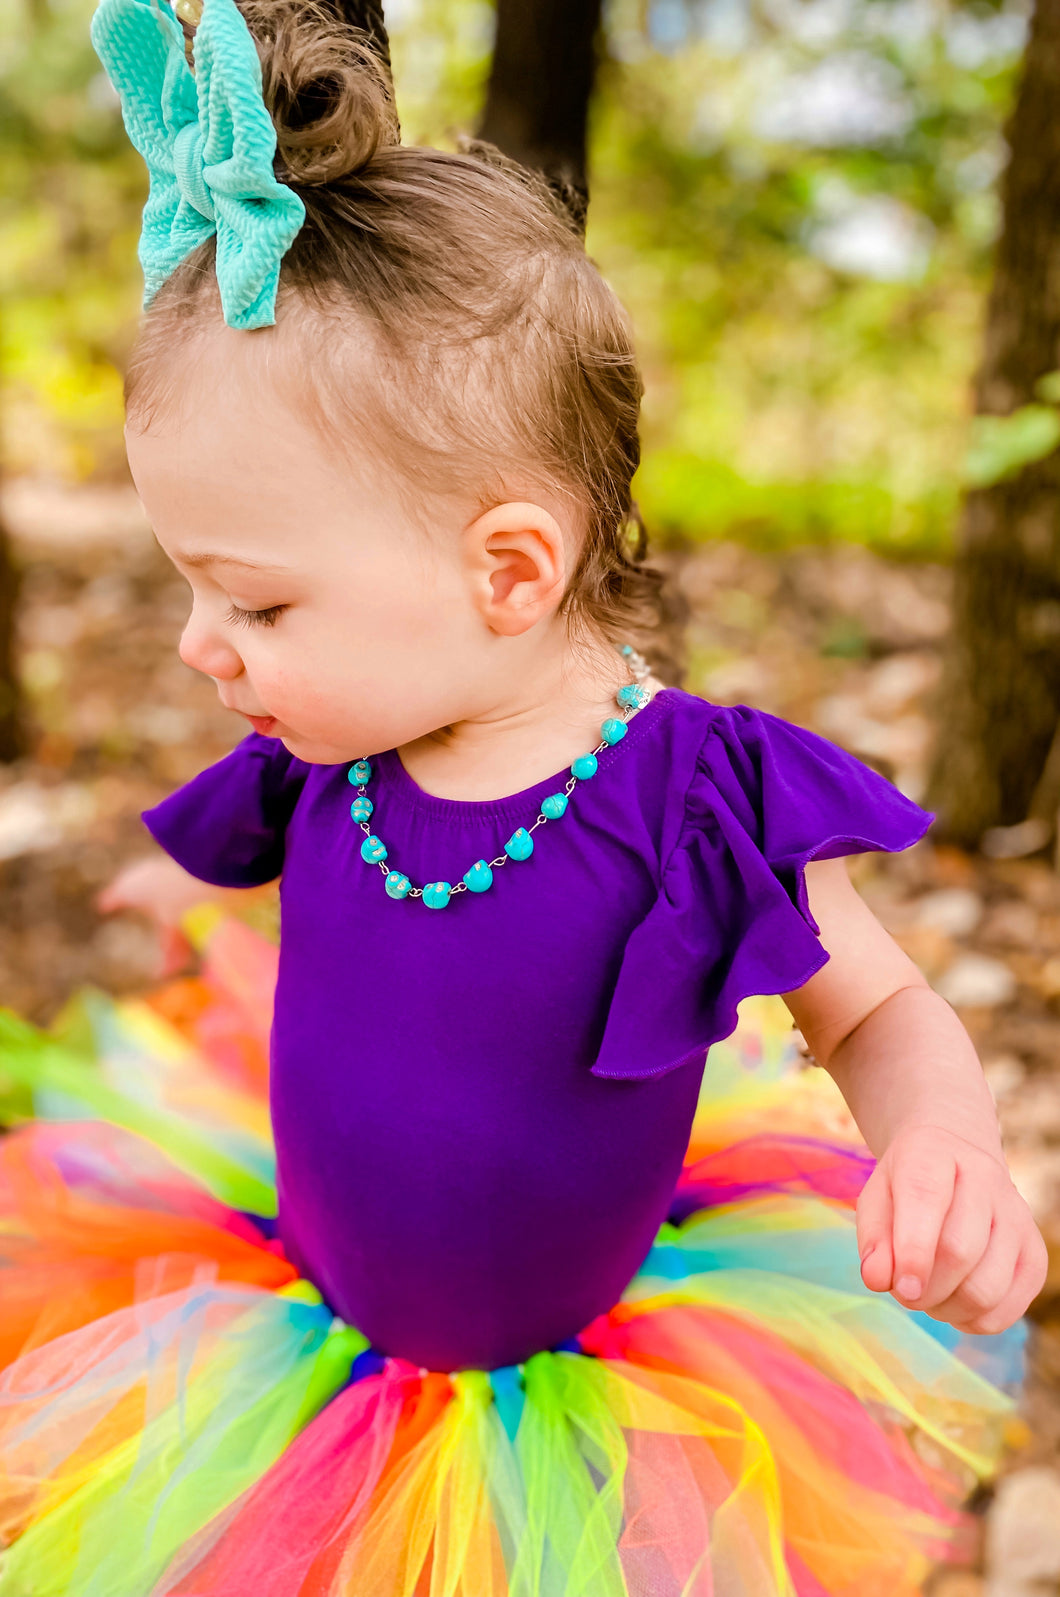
[179, 606, 244, 682]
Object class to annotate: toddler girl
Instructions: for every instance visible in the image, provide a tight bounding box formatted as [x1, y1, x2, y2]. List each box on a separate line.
[0, 0, 1046, 1590]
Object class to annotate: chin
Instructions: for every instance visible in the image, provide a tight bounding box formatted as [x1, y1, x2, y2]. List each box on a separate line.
[279, 733, 361, 766]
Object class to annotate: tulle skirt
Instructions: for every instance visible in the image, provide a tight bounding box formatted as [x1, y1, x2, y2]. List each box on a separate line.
[0, 907, 1027, 1596]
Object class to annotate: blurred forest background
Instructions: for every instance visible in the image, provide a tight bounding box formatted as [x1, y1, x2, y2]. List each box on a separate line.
[3, 0, 1060, 1588]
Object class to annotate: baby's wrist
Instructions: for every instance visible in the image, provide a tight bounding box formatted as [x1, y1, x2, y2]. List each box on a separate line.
[885, 1116, 1006, 1169]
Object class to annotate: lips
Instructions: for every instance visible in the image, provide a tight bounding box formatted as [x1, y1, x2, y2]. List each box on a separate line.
[243, 713, 278, 735]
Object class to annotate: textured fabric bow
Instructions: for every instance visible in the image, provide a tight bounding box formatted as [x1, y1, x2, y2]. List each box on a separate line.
[91, 0, 306, 329]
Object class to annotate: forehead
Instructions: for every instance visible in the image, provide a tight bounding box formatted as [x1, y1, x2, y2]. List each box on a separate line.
[124, 332, 362, 560]
[123, 310, 471, 562]
[126, 428, 318, 569]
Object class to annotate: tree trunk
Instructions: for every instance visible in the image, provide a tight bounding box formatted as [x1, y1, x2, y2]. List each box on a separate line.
[929, 0, 1060, 844]
[478, 0, 603, 233]
[0, 304, 24, 761]
[0, 512, 23, 763]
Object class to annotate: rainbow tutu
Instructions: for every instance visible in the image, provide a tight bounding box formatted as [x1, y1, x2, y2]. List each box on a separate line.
[0, 910, 1026, 1596]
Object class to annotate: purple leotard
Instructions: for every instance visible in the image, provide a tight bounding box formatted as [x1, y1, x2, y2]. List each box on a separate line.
[143, 687, 929, 1370]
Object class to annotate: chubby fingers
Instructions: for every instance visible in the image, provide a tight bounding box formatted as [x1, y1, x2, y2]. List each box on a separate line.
[914, 1168, 993, 1311]
[856, 1164, 895, 1294]
[95, 859, 164, 916]
[95, 880, 134, 914]
[857, 1137, 960, 1306]
[887, 1139, 959, 1306]
[927, 1219, 1048, 1334]
[858, 1134, 1049, 1332]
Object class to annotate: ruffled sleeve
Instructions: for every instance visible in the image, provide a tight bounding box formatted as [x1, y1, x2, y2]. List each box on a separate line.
[141, 732, 309, 888]
[591, 704, 932, 1081]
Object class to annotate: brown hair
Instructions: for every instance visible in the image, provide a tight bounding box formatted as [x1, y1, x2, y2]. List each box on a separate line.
[126, 0, 675, 657]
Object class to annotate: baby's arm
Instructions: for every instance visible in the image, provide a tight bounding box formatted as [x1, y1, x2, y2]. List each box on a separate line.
[784, 858, 1047, 1334]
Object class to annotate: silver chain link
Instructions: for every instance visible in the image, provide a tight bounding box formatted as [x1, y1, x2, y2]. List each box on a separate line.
[354, 644, 653, 903]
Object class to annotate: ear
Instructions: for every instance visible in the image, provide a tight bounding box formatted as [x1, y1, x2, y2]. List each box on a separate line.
[463, 501, 570, 638]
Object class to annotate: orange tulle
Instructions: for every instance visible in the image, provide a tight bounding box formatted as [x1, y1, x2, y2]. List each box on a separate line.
[0, 1120, 294, 1367]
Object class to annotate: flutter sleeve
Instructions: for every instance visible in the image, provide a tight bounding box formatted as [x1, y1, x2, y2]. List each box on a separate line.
[141, 732, 309, 887]
[591, 704, 932, 1081]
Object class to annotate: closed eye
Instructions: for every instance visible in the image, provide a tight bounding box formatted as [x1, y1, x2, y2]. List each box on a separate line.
[224, 602, 287, 629]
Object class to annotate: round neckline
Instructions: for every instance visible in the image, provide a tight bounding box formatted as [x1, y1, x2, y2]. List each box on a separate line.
[374, 686, 680, 821]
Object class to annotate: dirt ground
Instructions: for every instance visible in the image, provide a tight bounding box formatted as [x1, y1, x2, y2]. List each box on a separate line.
[2, 477, 1060, 1593]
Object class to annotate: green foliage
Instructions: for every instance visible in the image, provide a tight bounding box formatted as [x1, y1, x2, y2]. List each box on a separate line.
[586, 0, 1021, 554]
[1, 0, 144, 476]
[964, 403, 1060, 488]
[0, 0, 1027, 555]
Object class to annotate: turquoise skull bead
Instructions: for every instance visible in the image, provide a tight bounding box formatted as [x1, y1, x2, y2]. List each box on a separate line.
[463, 860, 493, 893]
[600, 717, 627, 746]
[571, 753, 598, 780]
[505, 827, 534, 861]
[541, 792, 568, 819]
[360, 835, 387, 864]
[350, 796, 373, 822]
[349, 759, 372, 784]
[384, 871, 411, 899]
[616, 684, 649, 710]
[423, 881, 452, 909]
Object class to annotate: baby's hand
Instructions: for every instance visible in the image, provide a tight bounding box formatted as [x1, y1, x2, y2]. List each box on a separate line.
[856, 1123, 1048, 1334]
[97, 856, 220, 976]
[97, 856, 215, 926]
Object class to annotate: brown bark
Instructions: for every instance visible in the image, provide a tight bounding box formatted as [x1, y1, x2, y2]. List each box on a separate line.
[0, 511, 23, 763]
[930, 0, 1060, 844]
[0, 302, 24, 761]
[478, 0, 603, 233]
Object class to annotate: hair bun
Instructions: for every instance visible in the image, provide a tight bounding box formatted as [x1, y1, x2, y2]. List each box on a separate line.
[238, 0, 398, 185]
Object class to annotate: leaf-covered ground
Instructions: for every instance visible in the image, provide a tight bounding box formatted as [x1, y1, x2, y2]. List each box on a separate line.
[1, 478, 1059, 1592]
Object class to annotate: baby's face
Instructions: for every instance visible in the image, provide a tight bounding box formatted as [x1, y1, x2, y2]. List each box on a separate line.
[125, 332, 490, 764]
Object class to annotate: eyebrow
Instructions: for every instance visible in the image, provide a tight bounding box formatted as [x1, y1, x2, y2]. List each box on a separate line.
[173, 551, 292, 573]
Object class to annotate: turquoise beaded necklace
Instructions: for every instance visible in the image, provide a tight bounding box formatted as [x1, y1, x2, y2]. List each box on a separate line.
[347, 643, 653, 909]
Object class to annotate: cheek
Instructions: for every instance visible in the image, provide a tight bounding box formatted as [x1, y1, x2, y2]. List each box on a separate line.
[233, 633, 308, 709]
[248, 631, 355, 736]
[246, 597, 464, 754]
[253, 658, 317, 721]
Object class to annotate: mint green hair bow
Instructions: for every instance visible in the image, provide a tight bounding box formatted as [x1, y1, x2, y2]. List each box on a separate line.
[91, 0, 306, 329]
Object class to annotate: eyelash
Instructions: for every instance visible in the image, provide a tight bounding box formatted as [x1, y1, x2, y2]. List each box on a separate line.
[224, 603, 287, 630]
